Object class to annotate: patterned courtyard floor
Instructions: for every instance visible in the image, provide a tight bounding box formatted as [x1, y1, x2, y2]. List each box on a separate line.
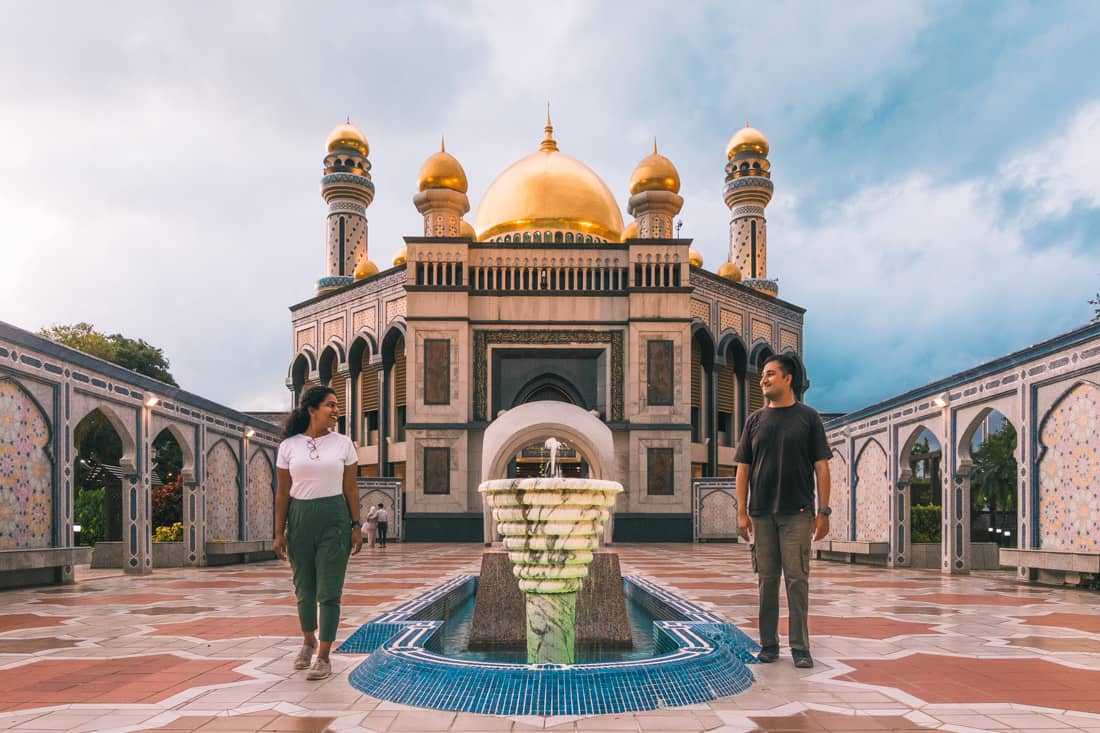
[2, 542, 1099, 732]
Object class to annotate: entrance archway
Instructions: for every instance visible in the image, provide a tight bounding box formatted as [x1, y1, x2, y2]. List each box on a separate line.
[480, 401, 617, 544]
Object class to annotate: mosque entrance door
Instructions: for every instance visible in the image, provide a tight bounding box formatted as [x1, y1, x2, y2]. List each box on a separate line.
[507, 440, 591, 479]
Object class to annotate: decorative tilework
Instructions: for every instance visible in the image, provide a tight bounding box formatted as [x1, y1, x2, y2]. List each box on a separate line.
[780, 328, 798, 354]
[828, 450, 850, 542]
[352, 306, 376, 335]
[0, 379, 52, 549]
[1039, 382, 1100, 552]
[855, 439, 889, 542]
[246, 452, 274, 541]
[690, 299, 710, 323]
[751, 319, 771, 345]
[385, 298, 406, 325]
[339, 575, 757, 715]
[322, 317, 344, 345]
[719, 308, 743, 336]
[205, 441, 239, 542]
[296, 327, 315, 353]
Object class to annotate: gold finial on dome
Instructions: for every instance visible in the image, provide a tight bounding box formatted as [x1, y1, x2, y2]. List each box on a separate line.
[354, 258, 379, 280]
[416, 135, 469, 193]
[622, 220, 639, 241]
[326, 119, 369, 156]
[688, 248, 703, 267]
[392, 246, 407, 267]
[629, 138, 681, 195]
[540, 103, 558, 152]
[725, 121, 769, 159]
[459, 219, 476, 240]
[717, 261, 742, 282]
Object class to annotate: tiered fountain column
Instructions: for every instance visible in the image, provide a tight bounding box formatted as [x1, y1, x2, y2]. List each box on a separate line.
[479, 440, 622, 664]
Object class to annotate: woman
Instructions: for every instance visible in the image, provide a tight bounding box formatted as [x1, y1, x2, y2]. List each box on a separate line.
[274, 386, 362, 681]
[365, 503, 379, 549]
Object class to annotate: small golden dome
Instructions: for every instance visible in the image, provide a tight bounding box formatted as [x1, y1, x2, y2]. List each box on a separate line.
[688, 248, 703, 267]
[326, 120, 369, 156]
[459, 219, 476, 240]
[622, 220, 639, 241]
[473, 116, 624, 241]
[392, 247, 407, 267]
[629, 140, 680, 195]
[417, 138, 468, 193]
[354, 258, 379, 280]
[725, 122, 769, 159]
[717, 261, 742, 282]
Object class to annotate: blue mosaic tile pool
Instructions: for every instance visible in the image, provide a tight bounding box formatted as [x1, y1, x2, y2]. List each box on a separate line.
[337, 575, 758, 716]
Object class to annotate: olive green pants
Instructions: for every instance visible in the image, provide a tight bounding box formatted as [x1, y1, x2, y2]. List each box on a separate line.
[287, 495, 351, 642]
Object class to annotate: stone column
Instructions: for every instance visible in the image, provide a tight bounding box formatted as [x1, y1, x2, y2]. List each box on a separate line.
[941, 405, 970, 574]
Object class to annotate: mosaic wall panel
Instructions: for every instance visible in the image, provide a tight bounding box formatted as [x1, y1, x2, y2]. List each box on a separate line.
[752, 319, 771, 346]
[385, 298, 406, 325]
[719, 309, 743, 336]
[323, 317, 345, 344]
[780, 329, 798, 353]
[246, 451, 274, 541]
[1038, 382, 1100, 552]
[296, 326, 316, 353]
[827, 450, 850, 542]
[690, 299, 710, 323]
[699, 490, 736, 538]
[0, 380, 52, 549]
[205, 441, 239, 542]
[352, 306, 376, 335]
[855, 439, 889, 542]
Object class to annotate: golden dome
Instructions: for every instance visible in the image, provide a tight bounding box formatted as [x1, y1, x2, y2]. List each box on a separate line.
[629, 140, 680, 195]
[717, 261, 742, 281]
[688, 248, 703, 267]
[354, 258, 379, 280]
[473, 117, 624, 241]
[459, 219, 476, 240]
[621, 220, 639, 241]
[392, 246, 407, 267]
[417, 138, 468, 193]
[326, 120, 369, 156]
[725, 122, 769, 159]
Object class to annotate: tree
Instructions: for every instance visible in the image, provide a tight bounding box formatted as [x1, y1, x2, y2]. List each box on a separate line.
[38, 322, 178, 386]
[1092, 292, 1100, 322]
[970, 422, 1017, 532]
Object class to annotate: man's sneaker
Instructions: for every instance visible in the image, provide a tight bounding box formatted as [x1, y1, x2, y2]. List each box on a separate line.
[756, 646, 779, 663]
[305, 657, 331, 680]
[293, 643, 315, 670]
[792, 650, 814, 668]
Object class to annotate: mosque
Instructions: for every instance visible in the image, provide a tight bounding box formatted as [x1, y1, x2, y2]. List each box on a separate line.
[286, 116, 807, 542]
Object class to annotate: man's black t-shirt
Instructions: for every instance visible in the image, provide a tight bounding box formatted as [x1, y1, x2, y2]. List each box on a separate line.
[733, 402, 831, 516]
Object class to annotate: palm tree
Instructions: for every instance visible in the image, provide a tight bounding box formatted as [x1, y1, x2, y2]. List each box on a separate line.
[970, 422, 1017, 533]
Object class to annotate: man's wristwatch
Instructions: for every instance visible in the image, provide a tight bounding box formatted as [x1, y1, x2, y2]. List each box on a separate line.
[350, 519, 362, 528]
[817, 507, 832, 516]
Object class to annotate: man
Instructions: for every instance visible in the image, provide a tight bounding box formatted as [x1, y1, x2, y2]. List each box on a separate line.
[375, 502, 389, 547]
[734, 353, 831, 669]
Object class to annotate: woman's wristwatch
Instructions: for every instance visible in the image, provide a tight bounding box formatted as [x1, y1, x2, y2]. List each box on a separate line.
[817, 507, 832, 516]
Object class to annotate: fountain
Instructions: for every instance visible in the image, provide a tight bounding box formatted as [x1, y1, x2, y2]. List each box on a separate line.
[478, 438, 622, 664]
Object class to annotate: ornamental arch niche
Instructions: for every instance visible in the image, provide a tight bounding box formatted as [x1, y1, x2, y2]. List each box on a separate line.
[854, 438, 889, 543]
[348, 331, 380, 446]
[827, 448, 850, 543]
[717, 332, 749, 444]
[957, 405, 1018, 542]
[204, 439, 240, 542]
[0, 377, 54, 550]
[246, 449, 275, 541]
[1036, 380, 1100, 552]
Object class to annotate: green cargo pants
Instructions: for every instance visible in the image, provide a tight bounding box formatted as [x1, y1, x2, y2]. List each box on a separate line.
[287, 495, 351, 642]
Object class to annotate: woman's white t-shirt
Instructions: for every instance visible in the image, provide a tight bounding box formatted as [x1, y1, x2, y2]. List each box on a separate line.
[276, 432, 358, 499]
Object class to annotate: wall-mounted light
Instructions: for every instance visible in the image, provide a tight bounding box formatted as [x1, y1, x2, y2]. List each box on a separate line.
[933, 391, 950, 408]
[145, 396, 160, 408]
[244, 428, 256, 438]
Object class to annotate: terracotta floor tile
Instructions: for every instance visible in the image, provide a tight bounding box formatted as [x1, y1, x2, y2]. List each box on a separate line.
[1013, 613, 1100, 634]
[0, 613, 72, 633]
[899, 592, 1044, 607]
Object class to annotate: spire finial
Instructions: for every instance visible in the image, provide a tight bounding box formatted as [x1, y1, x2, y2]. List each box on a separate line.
[346, 115, 351, 125]
[653, 137, 658, 154]
[540, 102, 558, 152]
[745, 120, 750, 128]
[440, 135, 446, 153]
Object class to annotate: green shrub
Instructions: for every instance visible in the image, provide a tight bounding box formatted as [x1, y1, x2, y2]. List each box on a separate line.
[911, 504, 941, 543]
[74, 486, 105, 546]
[153, 522, 183, 543]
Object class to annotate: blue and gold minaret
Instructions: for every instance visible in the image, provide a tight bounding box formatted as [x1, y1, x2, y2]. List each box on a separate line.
[318, 120, 376, 295]
[722, 123, 777, 296]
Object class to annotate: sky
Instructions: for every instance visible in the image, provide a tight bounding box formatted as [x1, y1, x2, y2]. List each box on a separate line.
[2, 1, 1099, 414]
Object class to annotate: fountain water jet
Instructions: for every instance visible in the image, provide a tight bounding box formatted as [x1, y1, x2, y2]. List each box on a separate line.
[479, 438, 622, 664]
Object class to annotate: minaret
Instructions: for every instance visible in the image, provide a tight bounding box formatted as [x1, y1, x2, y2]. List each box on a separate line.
[317, 120, 375, 295]
[722, 123, 777, 296]
[627, 139, 683, 239]
[413, 137, 470, 237]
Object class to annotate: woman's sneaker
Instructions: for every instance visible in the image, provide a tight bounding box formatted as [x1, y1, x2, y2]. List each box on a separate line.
[293, 643, 315, 670]
[306, 657, 331, 680]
